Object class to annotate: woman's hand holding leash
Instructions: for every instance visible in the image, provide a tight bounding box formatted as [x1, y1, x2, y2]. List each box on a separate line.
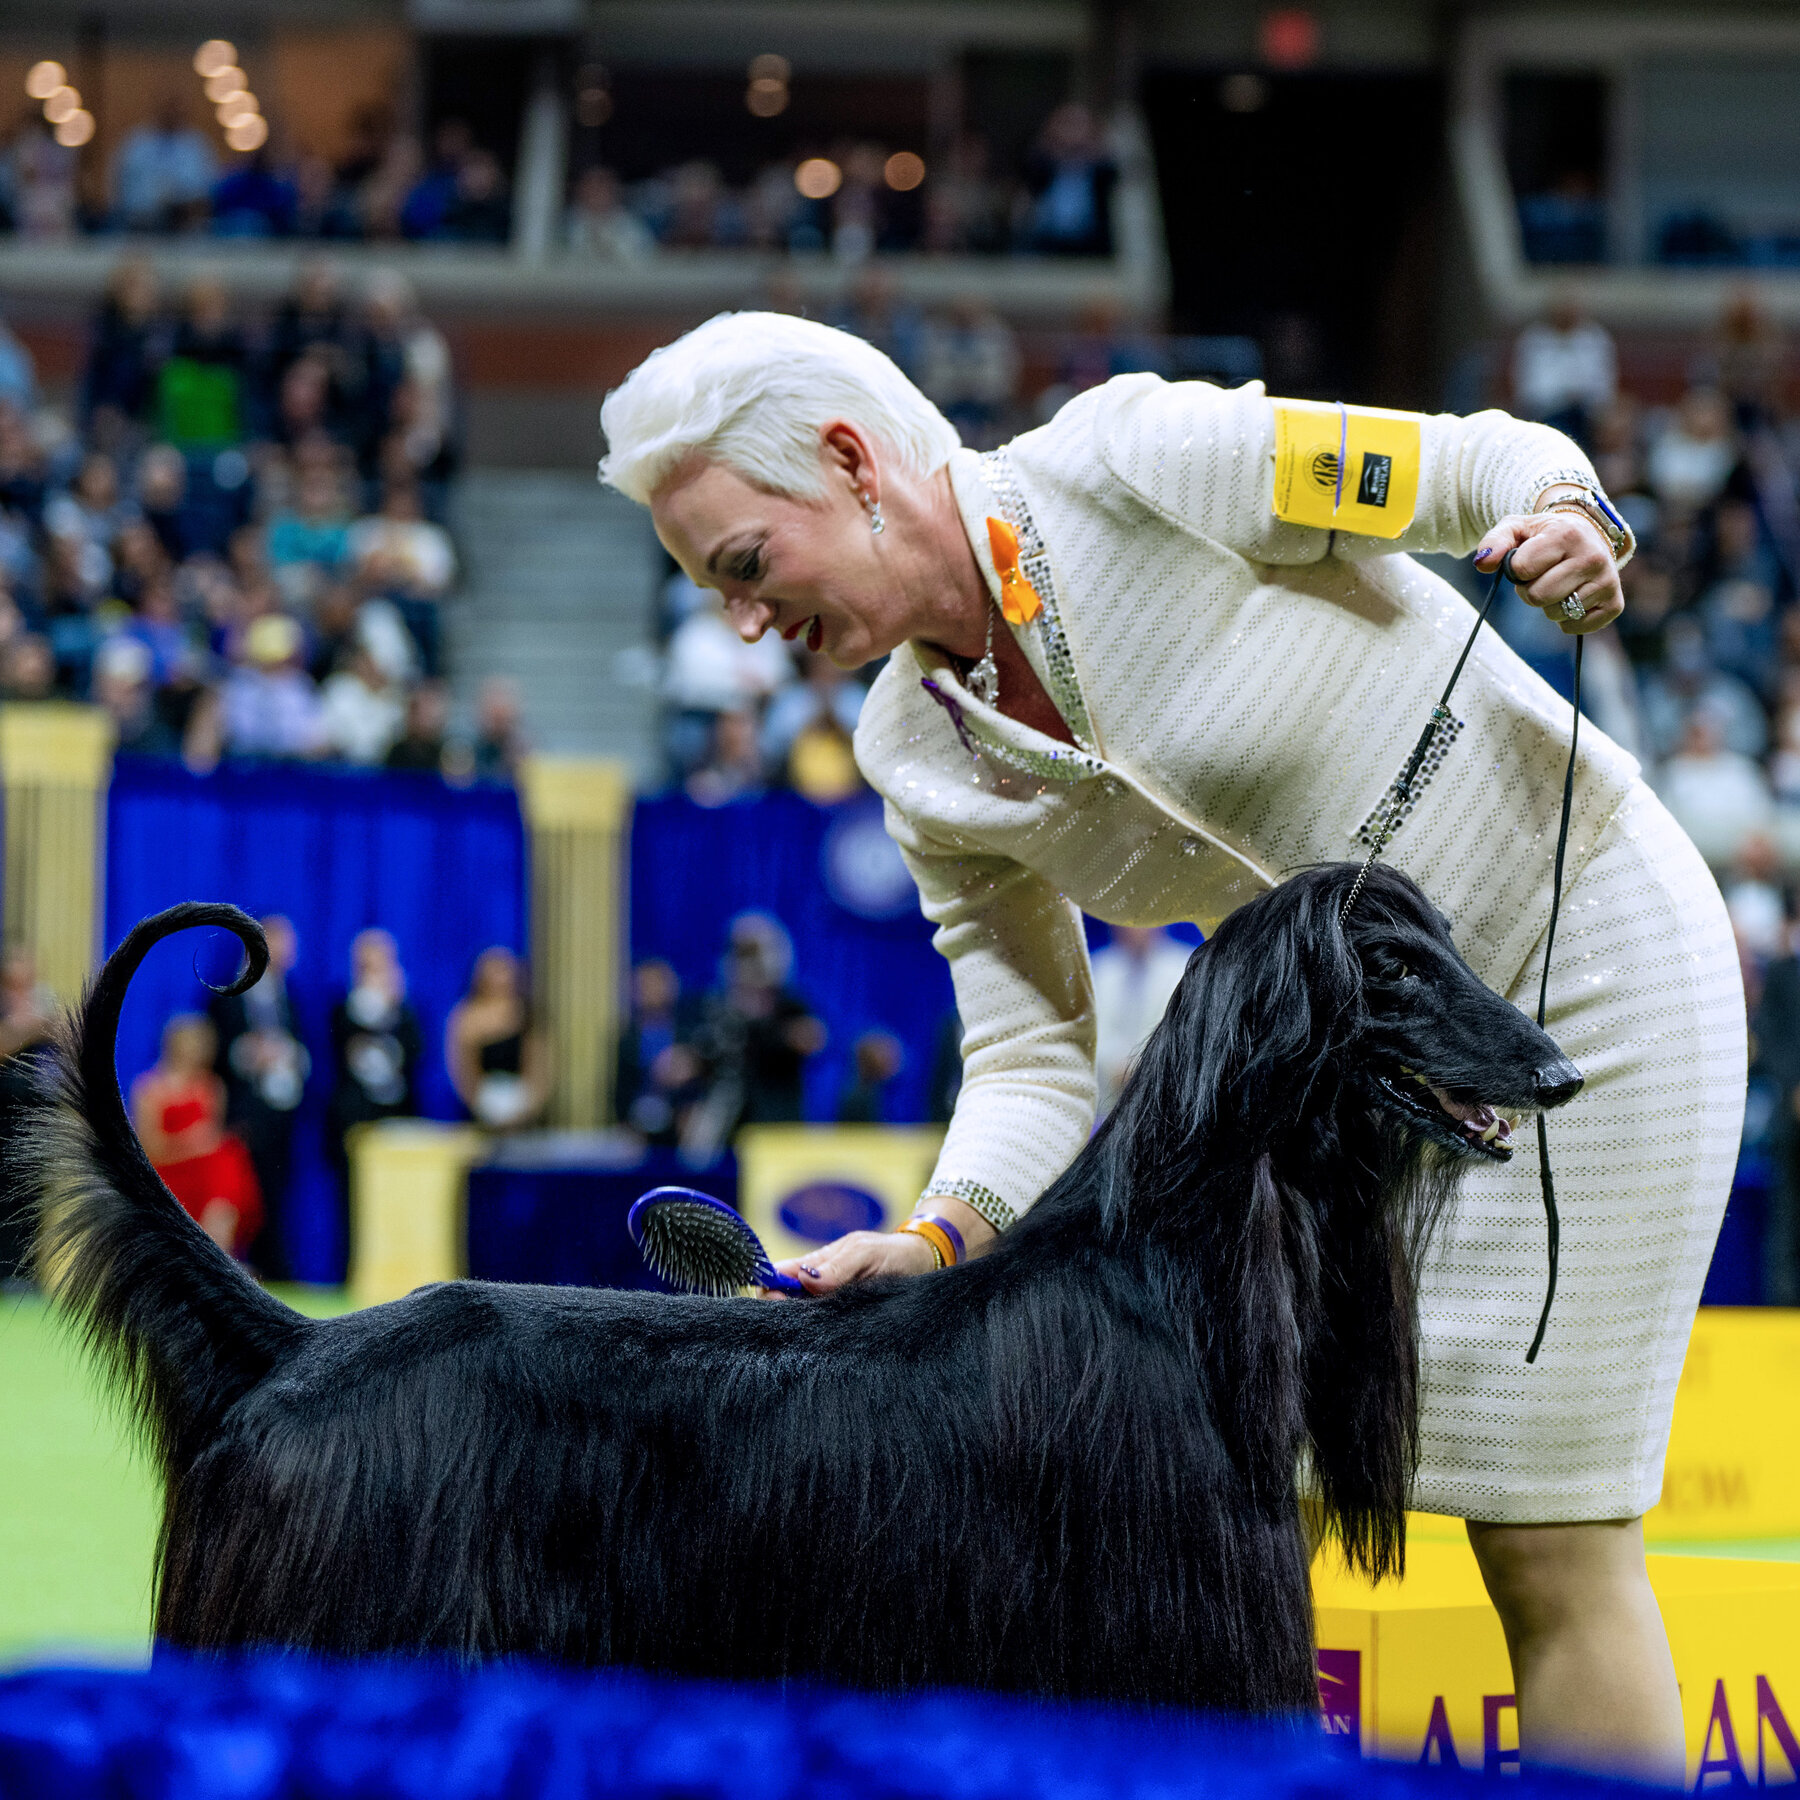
[1475, 504, 1623, 636]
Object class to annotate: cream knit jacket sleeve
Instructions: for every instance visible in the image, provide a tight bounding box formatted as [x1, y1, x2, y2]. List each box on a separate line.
[909, 380, 1602, 1227]
[891, 808, 1098, 1232]
[1096, 376, 1600, 567]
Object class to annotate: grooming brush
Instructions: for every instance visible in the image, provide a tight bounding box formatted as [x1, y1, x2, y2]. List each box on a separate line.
[628, 1186, 808, 1296]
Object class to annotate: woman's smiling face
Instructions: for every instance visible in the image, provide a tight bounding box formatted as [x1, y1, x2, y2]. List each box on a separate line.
[649, 427, 918, 669]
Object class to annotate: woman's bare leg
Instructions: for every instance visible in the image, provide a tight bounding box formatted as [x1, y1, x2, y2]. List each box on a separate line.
[1466, 1516, 1685, 1785]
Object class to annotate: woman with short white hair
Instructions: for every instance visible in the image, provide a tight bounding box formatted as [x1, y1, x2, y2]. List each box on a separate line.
[601, 311, 1741, 1780]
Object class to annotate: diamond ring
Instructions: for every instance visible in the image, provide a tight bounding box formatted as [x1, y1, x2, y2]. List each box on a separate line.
[1560, 593, 1587, 622]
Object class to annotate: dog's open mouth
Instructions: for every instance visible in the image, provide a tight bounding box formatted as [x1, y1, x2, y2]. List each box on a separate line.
[1375, 1070, 1516, 1161]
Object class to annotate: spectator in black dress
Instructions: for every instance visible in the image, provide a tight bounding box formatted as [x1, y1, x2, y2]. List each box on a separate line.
[328, 928, 422, 1181]
[0, 947, 56, 1284]
[209, 912, 308, 1281]
[446, 946, 551, 1131]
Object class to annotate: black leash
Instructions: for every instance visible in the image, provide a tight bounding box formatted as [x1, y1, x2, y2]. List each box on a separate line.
[1527, 627, 1581, 1364]
[1342, 550, 1583, 1364]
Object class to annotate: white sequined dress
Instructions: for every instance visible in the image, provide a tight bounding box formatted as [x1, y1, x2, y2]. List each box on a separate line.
[852, 374, 1745, 1522]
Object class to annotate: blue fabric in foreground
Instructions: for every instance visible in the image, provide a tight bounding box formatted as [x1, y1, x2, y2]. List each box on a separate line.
[104, 757, 527, 1284]
[0, 1653, 1629, 1800]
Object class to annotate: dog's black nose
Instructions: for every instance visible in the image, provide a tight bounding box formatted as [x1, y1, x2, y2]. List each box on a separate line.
[1533, 1060, 1584, 1108]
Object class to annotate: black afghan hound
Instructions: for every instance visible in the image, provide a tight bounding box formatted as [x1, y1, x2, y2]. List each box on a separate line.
[24, 864, 1580, 1711]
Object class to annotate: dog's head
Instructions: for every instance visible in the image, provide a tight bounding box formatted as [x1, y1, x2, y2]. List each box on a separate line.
[1104, 862, 1580, 1581]
[1141, 861, 1579, 1164]
[1335, 863, 1581, 1163]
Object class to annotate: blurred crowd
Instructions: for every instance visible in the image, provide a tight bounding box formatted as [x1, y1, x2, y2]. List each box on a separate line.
[1507, 289, 1800, 1300]
[566, 102, 1117, 261]
[0, 257, 531, 780]
[0, 93, 1119, 262]
[1502, 293, 1800, 895]
[0, 102, 514, 246]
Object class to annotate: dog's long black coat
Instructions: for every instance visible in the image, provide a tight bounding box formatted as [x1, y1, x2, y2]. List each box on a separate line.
[26, 865, 1579, 1711]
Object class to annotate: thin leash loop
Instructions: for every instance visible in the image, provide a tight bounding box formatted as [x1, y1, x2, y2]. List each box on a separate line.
[1525, 632, 1582, 1365]
[1339, 550, 1585, 1363]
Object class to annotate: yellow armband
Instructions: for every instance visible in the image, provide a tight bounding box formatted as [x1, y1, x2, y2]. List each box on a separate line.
[1271, 399, 1421, 539]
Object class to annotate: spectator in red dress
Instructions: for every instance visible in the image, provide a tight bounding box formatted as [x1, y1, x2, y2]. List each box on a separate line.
[130, 1013, 263, 1257]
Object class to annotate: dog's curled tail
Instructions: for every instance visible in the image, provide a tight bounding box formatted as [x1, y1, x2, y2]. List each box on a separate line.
[27, 902, 310, 1483]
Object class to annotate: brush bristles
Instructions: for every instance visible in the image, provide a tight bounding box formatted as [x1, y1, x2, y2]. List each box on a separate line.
[638, 1201, 763, 1295]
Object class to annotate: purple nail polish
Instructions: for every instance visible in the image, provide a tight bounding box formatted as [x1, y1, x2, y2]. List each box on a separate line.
[800, 1265, 821, 1278]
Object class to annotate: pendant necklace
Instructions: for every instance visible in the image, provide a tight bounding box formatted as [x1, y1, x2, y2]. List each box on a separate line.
[963, 602, 1000, 706]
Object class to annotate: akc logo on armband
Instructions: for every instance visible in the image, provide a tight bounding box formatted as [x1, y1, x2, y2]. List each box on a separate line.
[1273, 399, 1420, 538]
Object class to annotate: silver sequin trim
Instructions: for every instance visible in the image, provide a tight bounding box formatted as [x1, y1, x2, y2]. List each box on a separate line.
[979, 449, 1098, 754]
[1352, 713, 1466, 847]
[924, 1178, 1018, 1233]
[977, 733, 1107, 783]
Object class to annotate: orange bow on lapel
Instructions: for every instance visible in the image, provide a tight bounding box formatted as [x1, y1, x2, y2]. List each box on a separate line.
[986, 517, 1043, 626]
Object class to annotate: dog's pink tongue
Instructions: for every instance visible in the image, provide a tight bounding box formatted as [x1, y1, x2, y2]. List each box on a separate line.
[1429, 1086, 1492, 1128]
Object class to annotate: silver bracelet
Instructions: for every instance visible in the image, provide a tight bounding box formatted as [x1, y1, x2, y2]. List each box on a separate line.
[1536, 488, 1634, 566]
[920, 1179, 1017, 1234]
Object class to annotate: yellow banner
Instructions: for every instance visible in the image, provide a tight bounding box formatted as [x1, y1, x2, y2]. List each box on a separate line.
[1272, 398, 1421, 538]
[1315, 1522, 1800, 1783]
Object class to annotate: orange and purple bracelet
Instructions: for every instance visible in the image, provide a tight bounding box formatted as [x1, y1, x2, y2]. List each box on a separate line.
[899, 1211, 965, 1270]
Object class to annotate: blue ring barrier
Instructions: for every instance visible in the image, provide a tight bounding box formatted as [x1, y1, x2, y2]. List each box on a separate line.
[0, 1652, 1632, 1799]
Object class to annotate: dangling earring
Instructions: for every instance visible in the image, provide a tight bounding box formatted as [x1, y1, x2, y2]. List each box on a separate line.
[863, 491, 885, 535]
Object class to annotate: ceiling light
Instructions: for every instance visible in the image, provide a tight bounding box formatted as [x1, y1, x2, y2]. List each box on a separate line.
[794, 157, 841, 200]
[748, 54, 790, 83]
[746, 78, 788, 118]
[43, 87, 80, 125]
[54, 109, 94, 148]
[883, 151, 925, 191]
[224, 115, 267, 152]
[576, 88, 612, 127]
[25, 62, 66, 101]
[194, 40, 237, 77]
[217, 95, 260, 128]
[204, 67, 246, 103]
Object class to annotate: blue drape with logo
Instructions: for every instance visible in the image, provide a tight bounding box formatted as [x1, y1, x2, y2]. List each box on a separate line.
[103, 757, 527, 1283]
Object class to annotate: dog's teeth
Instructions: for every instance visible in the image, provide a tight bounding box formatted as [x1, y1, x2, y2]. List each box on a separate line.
[1481, 1119, 1501, 1143]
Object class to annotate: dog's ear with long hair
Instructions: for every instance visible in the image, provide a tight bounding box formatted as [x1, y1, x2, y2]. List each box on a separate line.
[1302, 1172, 1424, 1584]
[1106, 875, 1364, 1507]
[1299, 873, 1444, 1583]
[1170, 875, 1363, 1139]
